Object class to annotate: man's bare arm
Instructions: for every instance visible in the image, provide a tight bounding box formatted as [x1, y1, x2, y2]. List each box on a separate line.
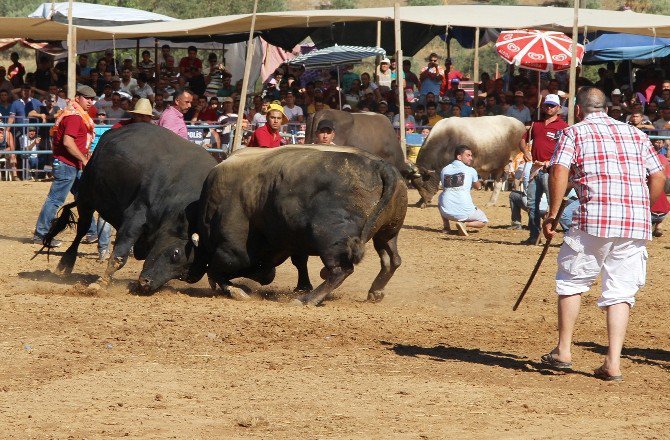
[648, 171, 666, 206]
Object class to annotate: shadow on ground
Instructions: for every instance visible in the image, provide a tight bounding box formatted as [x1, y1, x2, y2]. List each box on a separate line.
[575, 341, 670, 371]
[382, 341, 593, 378]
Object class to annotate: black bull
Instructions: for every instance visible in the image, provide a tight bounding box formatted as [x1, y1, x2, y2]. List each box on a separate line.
[193, 146, 408, 306]
[306, 109, 415, 178]
[44, 123, 217, 292]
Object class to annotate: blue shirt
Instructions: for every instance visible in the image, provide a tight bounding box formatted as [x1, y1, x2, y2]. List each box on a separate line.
[505, 105, 532, 124]
[9, 98, 43, 123]
[438, 160, 478, 219]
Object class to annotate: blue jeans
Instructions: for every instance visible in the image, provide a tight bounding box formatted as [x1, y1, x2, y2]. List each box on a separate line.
[559, 198, 580, 231]
[97, 216, 113, 252]
[34, 159, 96, 238]
[527, 170, 549, 240]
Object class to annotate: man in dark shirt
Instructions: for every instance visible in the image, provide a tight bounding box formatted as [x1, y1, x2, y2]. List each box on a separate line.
[520, 93, 568, 244]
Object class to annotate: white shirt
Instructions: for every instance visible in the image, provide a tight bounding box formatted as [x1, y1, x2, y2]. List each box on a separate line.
[134, 83, 154, 99]
[119, 78, 138, 95]
[283, 104, 303, 122]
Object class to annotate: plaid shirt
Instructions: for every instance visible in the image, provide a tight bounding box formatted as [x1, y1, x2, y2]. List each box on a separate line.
[550, 112, 664, 240]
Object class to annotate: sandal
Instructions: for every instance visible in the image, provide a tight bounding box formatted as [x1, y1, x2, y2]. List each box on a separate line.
[593, 366, 623, 382]
[540, 353, 573, 369]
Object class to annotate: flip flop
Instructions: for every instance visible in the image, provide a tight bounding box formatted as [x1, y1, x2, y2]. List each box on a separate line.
[593, 366, 623, 382]
[540, 353, 573, 369]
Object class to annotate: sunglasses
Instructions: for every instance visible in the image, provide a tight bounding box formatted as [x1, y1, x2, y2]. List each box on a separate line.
[544, 103, 558, 108]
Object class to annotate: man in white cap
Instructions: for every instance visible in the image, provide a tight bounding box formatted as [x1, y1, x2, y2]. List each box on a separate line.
[377, 58, 393, 93]
[520, 93, 568, 245]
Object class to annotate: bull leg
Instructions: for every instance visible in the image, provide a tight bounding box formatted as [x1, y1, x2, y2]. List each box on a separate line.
[295, 264, 354, 306]
[291, 254, 313, 292]
[485, 169, 505, 206]
[367, 234, 402, 303]
[55, 204, 95, 276]
[207, 272, 251, 301]
[100, 206, 147, 286]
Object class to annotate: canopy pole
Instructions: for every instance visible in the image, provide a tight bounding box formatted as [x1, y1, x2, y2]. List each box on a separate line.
[473, 27, 480, 84]
[375, 21, 382, 83]
[135, 39, 140, 68]
[446, 26, 451, 60]
[567, 1, 579, 125]
[66, 0, 75, 99]
[338, 68, 342, 110]
[232, 0, 259, 152]
[154, 38, 159, 84]
[394, 3, 406, 161]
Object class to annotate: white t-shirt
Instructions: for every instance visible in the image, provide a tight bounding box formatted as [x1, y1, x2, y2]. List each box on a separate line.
[283, 104, 303, 122]
[252, 112, 266, 128]
[119, 78, 138, 95]
[438, 160, 479, 220]
[134, 83, 154, 99]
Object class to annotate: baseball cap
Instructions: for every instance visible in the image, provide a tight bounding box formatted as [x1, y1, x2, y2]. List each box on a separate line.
[76, 85, 97, 98]
[221, 97, 233, 103]
[405, 121, 415, 129]
[28, 126, 37, 131]
[610, 105, 622, 110]
[379, 100, 388, 106]
[265, 102, 288, 124]
[380, 58, 390, 64]
[317, 119, 335, 131]
[451, 78, 460, 84]
[611, 89, 622, 95]
[544, 93, 561, 106]
[514, 90, 524, 97]
[342, 104, 352, 110]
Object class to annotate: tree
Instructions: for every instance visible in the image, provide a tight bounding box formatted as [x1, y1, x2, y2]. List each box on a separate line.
[488, 0, 519, 5]
[406, 0, 443, 6]
[328, 0, 359, 9]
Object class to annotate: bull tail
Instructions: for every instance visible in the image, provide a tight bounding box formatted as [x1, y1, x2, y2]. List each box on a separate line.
[43, 201, 78, 246]
[360, 161, 398, 245]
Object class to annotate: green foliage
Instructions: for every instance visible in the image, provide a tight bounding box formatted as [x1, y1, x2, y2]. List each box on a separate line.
[406, 0, 443, 6]
[488, 0, 519, 5]
[328, 0, 359, 8]
[584, 0, 601, 8]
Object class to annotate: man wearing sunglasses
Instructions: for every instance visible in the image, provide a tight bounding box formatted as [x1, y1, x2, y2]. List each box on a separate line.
[521, 93, 568, 245]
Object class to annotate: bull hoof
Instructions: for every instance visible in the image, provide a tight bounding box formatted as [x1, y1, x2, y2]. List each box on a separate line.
[367, 291, 385, 303]
[319, 267, 329, 280]
[415, 200, 427, 209]
[54, 264, 72, 277]
[227, 286, 251, 301]
[98, 275, 111, 287]
[293, 285, 313, 293]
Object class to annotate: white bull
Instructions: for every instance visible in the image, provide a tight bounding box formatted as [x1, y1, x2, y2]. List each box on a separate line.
[410, 115, 526, 207]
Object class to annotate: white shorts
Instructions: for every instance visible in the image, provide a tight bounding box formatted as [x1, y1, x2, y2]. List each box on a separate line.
[440, 207, 488, 223]
[556, 228, 648, 309]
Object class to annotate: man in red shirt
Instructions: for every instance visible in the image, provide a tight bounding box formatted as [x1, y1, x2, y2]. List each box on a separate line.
[179, 46, 203, 79]
[520, 93, 568, 245]
[34, 85, 97, 246]
[248, 103, 287, 148]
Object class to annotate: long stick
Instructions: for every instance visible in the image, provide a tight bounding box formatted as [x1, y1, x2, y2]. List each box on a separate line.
[232, 0, 259, 152]
[66, 0, 75, 99]
[513, 198, 569, 311]
[394, 3, 406, 160]
[567, 0, 579, 125]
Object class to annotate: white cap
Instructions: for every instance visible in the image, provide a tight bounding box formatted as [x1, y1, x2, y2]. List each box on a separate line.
[544, 94, 561, 106]
[611, 88, 622, 95]
[380, 58, 390, 64]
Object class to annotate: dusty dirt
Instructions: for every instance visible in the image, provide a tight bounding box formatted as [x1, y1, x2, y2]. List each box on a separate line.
[0, 181, 669, 439]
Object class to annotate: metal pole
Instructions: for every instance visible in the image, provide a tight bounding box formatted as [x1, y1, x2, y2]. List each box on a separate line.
[232, 0, 259, 152]
[375, 21, 382, 83]
[67, 0, 75, 99]
[473, 27, 480, 84]
[154, 38, 160, 84]
[394, 3, 406, 160]
[135, 39, 140, 68]
[567, 0, 579, 125]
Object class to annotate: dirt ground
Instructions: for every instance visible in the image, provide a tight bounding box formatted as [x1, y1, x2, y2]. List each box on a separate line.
[0, 181, 669, 439]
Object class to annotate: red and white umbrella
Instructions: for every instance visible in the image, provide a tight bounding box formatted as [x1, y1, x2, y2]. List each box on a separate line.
[495, 29, 585, 72]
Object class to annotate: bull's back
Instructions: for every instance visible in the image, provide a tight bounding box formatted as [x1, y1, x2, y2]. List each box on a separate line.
[81, 123, 217, 225]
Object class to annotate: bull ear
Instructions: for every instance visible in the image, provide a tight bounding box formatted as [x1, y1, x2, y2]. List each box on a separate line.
[191, 233, 200, 247]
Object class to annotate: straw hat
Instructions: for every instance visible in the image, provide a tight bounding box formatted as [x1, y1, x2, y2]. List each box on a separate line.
[128, 98, 154, 117]
[266, 102, 288, 125]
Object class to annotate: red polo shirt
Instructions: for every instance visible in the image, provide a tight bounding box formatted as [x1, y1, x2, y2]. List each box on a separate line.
[248, 124, 284, 148]
[52, 115, 89, 169]
[525, 117, 569, 162]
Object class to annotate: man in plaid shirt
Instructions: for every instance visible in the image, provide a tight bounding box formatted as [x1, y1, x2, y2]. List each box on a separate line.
[541, 87, 666, 381]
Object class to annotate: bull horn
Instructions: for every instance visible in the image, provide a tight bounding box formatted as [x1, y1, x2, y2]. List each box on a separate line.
[191, 233, 200, 247]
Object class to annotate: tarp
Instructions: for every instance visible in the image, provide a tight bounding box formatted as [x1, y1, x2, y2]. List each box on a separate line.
[288, 45, 385, 68]
[3, 5, 670, 42]
[584, 33, 670, 63]
[29, 2, 175, 27]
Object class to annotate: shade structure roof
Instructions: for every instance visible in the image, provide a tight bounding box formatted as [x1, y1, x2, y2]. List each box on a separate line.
[3, 5, 670, 43]
[584, 32, 670, 63]
[29, 2, 176, 27]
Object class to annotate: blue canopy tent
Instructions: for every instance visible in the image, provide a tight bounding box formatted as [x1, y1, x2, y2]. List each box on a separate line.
[584, 33, 670, 63]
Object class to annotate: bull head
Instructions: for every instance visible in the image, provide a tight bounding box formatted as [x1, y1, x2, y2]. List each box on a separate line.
[409, 165, 439, 208]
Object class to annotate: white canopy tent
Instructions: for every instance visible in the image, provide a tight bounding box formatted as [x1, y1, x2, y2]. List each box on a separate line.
[29, 2, 176, 26]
